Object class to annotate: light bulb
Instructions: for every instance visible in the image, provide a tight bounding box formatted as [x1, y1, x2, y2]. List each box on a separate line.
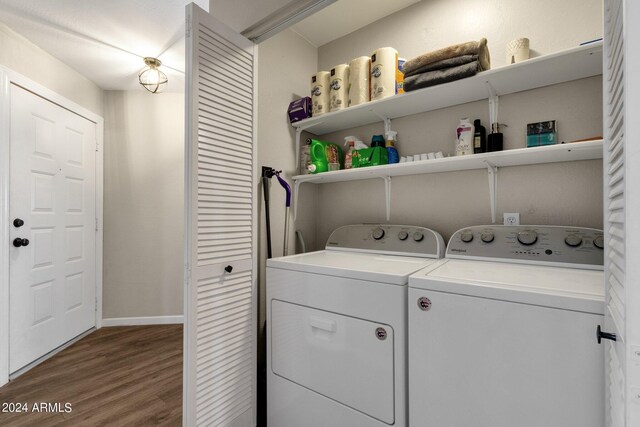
[139, 57, 168, 93]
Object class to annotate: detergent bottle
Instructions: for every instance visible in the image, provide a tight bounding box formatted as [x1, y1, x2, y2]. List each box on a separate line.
[307, 139, 343, 173]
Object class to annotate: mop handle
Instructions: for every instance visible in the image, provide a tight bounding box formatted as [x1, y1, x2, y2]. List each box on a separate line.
[276, 174, 291, 207]
[275, 173, 292, 256]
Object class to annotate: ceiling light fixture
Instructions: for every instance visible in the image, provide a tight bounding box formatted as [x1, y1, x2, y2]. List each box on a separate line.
[138, 57, 168, 93]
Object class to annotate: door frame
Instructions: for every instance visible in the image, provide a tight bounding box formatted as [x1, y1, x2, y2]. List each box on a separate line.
[0, 66, 104, 387]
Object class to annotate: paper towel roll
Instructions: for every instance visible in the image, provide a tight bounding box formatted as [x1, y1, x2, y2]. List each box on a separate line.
[329, 64, 350, 112]
[310, 71, 330, 116]
[348, 56, 370, 107]
[371, 47, 398, 101]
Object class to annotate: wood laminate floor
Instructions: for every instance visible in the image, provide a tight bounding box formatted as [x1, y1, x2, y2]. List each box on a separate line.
[0, 325, 182, 426]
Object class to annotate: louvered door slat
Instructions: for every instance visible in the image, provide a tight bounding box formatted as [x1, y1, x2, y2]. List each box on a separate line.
[603, 1, 628, 426]
[185, 4, 256, 426]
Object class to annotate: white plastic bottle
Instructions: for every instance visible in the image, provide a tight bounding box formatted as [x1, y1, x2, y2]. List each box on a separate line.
[344, 136, 356, 169]
[455, 117, 474, 156]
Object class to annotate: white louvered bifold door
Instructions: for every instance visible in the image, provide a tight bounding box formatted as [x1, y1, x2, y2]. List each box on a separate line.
[184, 4, 257, 426]
[603, 1, 640, 425]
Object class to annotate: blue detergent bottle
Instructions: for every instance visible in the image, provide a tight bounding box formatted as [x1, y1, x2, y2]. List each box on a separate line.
[385, 131, 399, 164]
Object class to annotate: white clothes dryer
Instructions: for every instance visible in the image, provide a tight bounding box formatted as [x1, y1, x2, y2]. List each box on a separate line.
[408, 225, 605, 427]
[267, 224, 445, 427]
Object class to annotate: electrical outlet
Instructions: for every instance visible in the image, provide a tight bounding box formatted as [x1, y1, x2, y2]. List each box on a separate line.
[503, 213, 520, 225]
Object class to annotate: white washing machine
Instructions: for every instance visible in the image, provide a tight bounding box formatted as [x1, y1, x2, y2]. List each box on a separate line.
[408, 225, 605, 427]
[267, 224, 445, 427]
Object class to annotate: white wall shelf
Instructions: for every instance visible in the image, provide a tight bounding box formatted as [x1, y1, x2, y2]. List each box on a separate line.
[293, 41, 603, 136]
[292, 140, 604, 221]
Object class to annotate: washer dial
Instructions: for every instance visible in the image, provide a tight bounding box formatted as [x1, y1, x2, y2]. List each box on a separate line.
[480, 232, 495, 243]
[398, 231, 409, 241]
[372, 227, 385, 240]
[593, 235, 604, 249]
[413, 231, 424, 242]
[564, 234, 583, 247]
[460, 230, 474, 243]
[517, 230, 538, 246]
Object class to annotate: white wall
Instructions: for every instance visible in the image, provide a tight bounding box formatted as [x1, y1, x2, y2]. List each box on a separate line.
[318, 0, 602, 70]
[102, 91, 184, 319]
[257, 28, 318, 357]
[307, 0, 603, 247]
[0, 23, 103, 116]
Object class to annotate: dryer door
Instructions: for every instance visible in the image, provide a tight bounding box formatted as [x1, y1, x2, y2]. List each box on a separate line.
[271, 300, 395, 424]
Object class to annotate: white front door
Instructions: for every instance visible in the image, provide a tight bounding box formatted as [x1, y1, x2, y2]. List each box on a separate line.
[9, 84, 96, 373]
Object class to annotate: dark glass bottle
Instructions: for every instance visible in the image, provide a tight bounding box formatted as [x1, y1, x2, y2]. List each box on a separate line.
[487, 123, 504, 152]
[473, 119, 486, 153]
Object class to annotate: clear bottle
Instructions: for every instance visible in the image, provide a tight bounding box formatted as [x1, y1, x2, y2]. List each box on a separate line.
[344, 136, 356, 169]
[300, 138, 312, 174]
[385, 131, 399, 164]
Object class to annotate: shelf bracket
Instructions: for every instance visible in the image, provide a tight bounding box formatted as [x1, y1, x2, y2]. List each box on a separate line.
[378, 176, 392, 221]
[371, 110, 392, 134]
[486, 81, 499, 125]
[484, 161, 498, 224]
[292, 179, 303, 221]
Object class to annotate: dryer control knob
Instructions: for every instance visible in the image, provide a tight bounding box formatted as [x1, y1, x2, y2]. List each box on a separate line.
[413, 232, 424, 242]
[480, 232, 495, 243]
[564, 234, 583, 247]
[372, 228, 385, 240]
[460, 230, 474, 243]
[517, 230, 538, 246]
[398, 231, 408, 241]
[594, 235, 604, 249]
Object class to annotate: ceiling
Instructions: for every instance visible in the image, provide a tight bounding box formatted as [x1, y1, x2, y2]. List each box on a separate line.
[0, 0, 420, 92]
[291, 0, 420, 47]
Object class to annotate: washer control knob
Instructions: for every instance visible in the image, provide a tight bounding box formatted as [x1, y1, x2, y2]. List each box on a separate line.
[398, 231, 408, 241]
[413, 231, 424, 242]
[460, 230, 474, 243]
[517, 230, 538, 246]
[372, 228, 385, 240]
[480, 232, 494, 243]
[594, 235, 604, 249]
[564, 234, 583, 247]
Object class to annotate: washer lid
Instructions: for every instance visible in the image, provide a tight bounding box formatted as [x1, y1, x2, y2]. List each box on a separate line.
[409, 259, 604, 313]
[267, 250, 443, 285]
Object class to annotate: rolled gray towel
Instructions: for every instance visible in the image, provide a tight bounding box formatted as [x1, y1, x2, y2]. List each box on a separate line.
[404, 54, 478, 78]
[404, 61, 480, 92]
[403, 38, 490, 75]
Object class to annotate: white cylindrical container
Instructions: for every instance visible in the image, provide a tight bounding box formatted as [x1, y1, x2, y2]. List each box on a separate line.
[348, 56, 370, 107]
[456, 117, 474, 156]
[371, 47, 398, 101]
[310, 71, 330, 116]
[506, 38, 530, 64]
[329, 64, 350, 112]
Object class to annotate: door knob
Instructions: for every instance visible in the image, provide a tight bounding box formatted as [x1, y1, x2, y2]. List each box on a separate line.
[13, 218, 24, 228]
[224, 265, 233, 273]
[13, 238, 29, 247]
[596, 325, 617, 344]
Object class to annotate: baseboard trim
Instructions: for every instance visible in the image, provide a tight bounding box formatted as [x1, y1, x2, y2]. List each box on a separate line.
[101, 315, 184, 327]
